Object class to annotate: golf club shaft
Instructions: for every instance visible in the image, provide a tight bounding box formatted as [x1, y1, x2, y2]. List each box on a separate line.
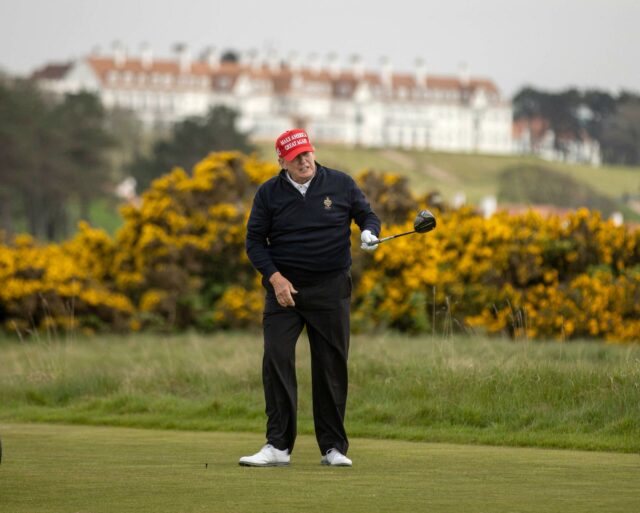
[366, 230, 415, 246]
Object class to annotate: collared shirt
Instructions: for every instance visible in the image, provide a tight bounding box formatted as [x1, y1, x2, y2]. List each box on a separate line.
[286, 172, 314, 196]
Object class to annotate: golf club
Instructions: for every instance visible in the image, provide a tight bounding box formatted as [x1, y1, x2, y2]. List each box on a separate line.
[366, 209, 436, 246]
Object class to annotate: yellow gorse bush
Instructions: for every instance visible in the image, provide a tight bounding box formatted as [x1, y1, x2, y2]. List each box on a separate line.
[0, 224, 133, 334]
[1, 151, 639, 342]
[0, 152, 277, 334]
[112, 151, 277, 329]
[351, 206, 640, 342]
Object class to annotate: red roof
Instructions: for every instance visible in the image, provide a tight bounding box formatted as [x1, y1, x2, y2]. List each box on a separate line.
[87, 56, 213, 79]
[512, 116, 550, 139]
[35, 54, 503, 99]
[427, 76, 499, 94]
[30, 62, 73, 80]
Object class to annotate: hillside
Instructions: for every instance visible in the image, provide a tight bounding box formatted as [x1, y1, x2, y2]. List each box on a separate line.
[32, 144, 640, 238]
[255, 142, 640, 219]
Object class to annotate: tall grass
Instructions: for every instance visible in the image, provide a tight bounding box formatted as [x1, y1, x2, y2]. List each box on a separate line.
[1, 332, 638, 452]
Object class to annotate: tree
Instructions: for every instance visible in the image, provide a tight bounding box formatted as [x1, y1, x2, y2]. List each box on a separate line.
[0, 80, 114, 240]
[512, 87, 543, 120]
[0, 77, 20, 236]
[601, 100, 640, 166]
[512, 86, 640, 165]
[220, 50, 240, 63]
[512, 87, 581, 151]
[581, 90, 616, 141]
[105, 107, 147, 181]
[128, 105, 254, 192]
[0, 78, 52, 237]
[55, 92, 114, 222]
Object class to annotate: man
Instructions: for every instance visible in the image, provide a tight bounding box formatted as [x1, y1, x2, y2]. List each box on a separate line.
[240, 129, 380, 467]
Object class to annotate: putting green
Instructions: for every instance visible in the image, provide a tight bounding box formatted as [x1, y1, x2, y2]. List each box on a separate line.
[0, 423, 638, 513]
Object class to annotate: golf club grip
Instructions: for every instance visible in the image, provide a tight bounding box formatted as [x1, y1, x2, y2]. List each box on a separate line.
[366, 230, 416, 245]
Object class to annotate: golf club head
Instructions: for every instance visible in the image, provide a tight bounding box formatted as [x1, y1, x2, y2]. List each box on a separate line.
[414, 210, 436, 233]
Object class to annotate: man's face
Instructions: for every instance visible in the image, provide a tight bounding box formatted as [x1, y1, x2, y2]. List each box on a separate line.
[280, 151, 316, 184]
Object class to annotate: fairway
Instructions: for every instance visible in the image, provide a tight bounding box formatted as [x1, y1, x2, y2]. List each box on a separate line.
[0, 423, 638, 513]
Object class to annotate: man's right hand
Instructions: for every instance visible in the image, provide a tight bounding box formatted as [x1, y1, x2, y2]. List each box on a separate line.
[269, 272, 298, 307]
[360, 229, 379, 251]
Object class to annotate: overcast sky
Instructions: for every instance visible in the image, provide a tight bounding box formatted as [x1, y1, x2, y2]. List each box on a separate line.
[1, 0, 638, 97]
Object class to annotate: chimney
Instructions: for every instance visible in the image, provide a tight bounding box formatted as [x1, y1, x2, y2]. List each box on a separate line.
[288, 51, 300, 73]
[200, 46, 219, 68]
[140, 43, 153, 70]
[308, 52, 322, 74]
[245, 48, 259, 70]
[350, 54, 364, 79]
[458, 61, 470, 88]
[414, 57, 426, 88]
[267, 49, 280, 72]
[326, 52, 340, 78]
[112, 40, 126, 68]
[380, 56, 393, 89]
[173, 43, 191, 73]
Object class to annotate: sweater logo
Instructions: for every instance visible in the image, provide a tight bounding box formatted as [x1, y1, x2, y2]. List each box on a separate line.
[323, 196, 333, 210]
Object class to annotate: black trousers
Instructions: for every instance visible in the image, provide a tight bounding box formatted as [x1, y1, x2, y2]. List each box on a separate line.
[262, 270, 351, 456]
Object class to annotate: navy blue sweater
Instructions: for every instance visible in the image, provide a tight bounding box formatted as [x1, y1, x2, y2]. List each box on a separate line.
[246, 163, 381, 280]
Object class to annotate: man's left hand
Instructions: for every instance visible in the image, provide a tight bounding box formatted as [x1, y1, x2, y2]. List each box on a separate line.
[360, 230, 379, 252]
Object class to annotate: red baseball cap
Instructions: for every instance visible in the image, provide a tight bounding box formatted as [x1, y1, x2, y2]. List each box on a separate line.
[275, 129, 315, 161]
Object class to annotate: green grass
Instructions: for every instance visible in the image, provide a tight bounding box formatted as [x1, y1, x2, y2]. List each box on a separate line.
[255, 142, 640, 211]
[65, 197, 124, 236]
[7, 197, 124, 241]
[87, 197, 124, 235]
[1, 332, 638, 453]
[1, 423, 638, 513]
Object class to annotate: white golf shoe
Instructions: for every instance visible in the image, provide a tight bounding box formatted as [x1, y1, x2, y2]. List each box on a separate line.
[239, 444, 290, 467]
[321, 448, 352, 467]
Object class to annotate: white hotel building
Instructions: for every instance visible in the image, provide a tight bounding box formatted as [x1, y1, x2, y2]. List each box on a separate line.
[32, 46, 513, 154]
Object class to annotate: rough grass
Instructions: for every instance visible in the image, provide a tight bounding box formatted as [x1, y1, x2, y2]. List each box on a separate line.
[0, 332, 638, 453]
[1, 423, 639, 513]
